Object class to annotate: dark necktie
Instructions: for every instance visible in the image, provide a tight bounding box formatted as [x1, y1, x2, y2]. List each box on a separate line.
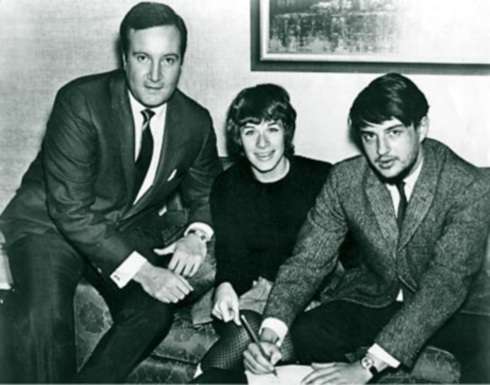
[134, 109, 155, 198]
[395, 181, 408, 228]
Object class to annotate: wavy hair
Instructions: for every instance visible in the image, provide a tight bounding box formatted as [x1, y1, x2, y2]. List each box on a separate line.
[225, 83, 297, 160]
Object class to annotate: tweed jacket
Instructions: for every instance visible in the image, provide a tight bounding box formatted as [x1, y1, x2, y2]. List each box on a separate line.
[0, 69, 221, 276]
[264, 138, 490, 367]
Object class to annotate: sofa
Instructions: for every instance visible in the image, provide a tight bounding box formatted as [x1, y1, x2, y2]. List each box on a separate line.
[2, 168, 489, 383]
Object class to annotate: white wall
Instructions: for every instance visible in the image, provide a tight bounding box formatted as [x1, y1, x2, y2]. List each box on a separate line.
[1, 0, 489, 211]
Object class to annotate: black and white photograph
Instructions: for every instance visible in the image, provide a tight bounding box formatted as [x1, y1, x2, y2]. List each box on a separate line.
[0, 0, 489, 384]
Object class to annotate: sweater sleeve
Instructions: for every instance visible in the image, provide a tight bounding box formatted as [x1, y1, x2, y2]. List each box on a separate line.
[210, 172, 252, 294]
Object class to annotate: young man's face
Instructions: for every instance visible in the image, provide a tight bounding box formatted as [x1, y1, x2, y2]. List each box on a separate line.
[123, 25, 182, 107]
[240, 120, 288, 182]
[359, 117, 427, 180]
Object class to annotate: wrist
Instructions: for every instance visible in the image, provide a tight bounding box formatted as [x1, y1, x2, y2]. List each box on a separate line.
[215, 282, 236, 298]
[216, 281, 234, 294]
[259, 328, 280, 346]
[217, 281, 233, 290]
[360, 355, 380, 381]
[133, 260, 153, 282]
[186, 228, 209, 243]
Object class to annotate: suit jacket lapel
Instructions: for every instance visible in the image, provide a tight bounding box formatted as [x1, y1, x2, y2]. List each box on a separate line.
[365, 168, 399, 254]
[109, 72, 135, 203]
[153, 94, 181, 189]
[398, 144, 438, 250]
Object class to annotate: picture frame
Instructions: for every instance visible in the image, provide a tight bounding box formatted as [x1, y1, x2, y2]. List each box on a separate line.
[251, 0, 490, 74]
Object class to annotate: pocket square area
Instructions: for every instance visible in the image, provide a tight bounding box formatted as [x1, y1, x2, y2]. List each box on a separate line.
[167, 169, 178, 181]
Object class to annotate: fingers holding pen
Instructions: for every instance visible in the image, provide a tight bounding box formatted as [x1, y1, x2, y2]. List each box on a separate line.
[243, 341, 281, 374]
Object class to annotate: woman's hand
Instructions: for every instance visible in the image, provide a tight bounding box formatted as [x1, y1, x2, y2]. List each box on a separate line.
[212, 282, 241, 325]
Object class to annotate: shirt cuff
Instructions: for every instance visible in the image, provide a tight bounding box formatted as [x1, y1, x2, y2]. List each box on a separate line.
[368, 344, 401, 368]
[184, 222, 214, 242]
[110, 251, 148, 289]
[0, 251, 13, 290]
[260, 317, 289, 347]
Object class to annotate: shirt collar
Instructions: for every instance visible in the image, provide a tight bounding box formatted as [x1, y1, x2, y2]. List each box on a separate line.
[127, 91, 166, 122]
[403, 156, 423, 199]
[385, 154, 424, 201]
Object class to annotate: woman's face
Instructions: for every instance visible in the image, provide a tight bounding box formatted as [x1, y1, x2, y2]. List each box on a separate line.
[240, 120, 288, 182]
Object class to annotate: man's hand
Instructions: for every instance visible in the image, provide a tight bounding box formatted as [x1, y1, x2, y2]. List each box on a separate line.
[243, 329, 282, 375]
[301, 362, 372, 385]
[212, 282, 241, 325]
[155, 233, 206, 277]
[133, 261, 193, 303]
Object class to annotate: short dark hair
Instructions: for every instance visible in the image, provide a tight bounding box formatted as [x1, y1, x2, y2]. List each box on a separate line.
[225, 84, 297, 160]
[349, 73, 429, 136]
[119, 2, 187, 59]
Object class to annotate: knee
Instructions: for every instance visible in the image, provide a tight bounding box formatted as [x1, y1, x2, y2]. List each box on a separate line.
[8, 262, 78, 334]
[201, 320, 250, 371]
[113, 292, 175, 332]
[8, 236, 82, 305]
[216, 319, 247, 340]
[16, 273, 76, 320]
[219, 310, 260, 343]
[240, 310, 261, 330]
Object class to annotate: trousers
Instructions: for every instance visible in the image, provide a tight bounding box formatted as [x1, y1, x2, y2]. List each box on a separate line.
[291, 300, 490, 383]
[5, 229, 175, 383]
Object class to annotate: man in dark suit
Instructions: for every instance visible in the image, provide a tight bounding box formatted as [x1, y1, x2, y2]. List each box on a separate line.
[0, 2, 221, 382]
[244, 73, 490, 383]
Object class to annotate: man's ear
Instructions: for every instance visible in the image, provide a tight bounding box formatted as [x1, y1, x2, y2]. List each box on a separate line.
[417, 116, 429, 142]
[121, 52, 127, 69]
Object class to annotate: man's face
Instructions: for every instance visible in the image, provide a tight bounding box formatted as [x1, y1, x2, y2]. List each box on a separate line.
[359, 117, 427, 180]
[123, 25, 182, 107]
[240, 120, 287, 181]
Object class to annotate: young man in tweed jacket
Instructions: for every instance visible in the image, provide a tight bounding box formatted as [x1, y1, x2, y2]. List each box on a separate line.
[244, 73, 490, 384]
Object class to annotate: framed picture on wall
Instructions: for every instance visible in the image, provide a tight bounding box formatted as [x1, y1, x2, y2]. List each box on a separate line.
[250, 0, 490, 73]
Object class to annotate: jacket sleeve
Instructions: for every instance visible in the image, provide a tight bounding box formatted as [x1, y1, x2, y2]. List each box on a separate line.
[263, 166, 348, 326]
[179, 110, 222, 227]
[375, 177, 490, 367]
[43, 87, 134, 275]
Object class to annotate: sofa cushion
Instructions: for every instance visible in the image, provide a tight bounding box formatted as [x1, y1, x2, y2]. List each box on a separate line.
[74, 280, 218, 368]
[74, 281, 112, 368]
[128, 357, 195, 383]
[151, 308, 217, 364]
[378, 347, 460, 383]
[346, 346, 460, 383]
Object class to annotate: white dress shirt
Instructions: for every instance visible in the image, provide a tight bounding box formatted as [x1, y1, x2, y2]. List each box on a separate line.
[261, 158, 424, 369]
[131, 94, 167, 203]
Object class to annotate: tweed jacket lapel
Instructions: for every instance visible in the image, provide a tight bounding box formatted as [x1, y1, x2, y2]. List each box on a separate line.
[398, 143, 438, 250]
[109, 73, 136, 204]
[365, 168, 399, 254]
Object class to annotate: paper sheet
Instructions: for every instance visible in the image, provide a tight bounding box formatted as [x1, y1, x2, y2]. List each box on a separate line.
[245, 365, 313, 385]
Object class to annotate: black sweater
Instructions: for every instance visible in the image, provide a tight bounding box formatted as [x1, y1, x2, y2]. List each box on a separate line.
[210, 156, 331, 295]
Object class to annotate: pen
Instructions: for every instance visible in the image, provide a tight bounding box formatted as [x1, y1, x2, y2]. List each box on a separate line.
[240, 314, 279, 377]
